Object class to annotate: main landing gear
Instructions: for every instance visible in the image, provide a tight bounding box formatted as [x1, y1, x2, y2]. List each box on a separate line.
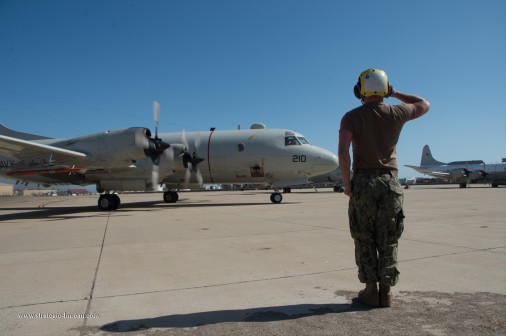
[164, 190, 284, 205]
[97, 191, 177, 211]
[98, 194, 121, 211]
[97, 190, 284, 210]
[163, 191, 179, 203]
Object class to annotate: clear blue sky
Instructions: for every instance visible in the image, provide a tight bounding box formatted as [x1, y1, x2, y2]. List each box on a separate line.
[1, 0, 505, 178]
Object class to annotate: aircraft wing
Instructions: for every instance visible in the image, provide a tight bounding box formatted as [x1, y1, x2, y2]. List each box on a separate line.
[428, 172, 451, 178]
[405, 165, 451, 179]
[404, 165, 429, 175]
[0, 134, 87, 163]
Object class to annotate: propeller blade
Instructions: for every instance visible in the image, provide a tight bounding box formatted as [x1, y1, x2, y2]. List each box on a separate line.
[179, 130, 205, 186]
[144, 101, 170, 163]
[165, 146, 175, 161]
[181, 129, 189, 149]
[152, 164, 160, 191]
[196, 167, 203, 186]
[184, 163, 191, 186]
[195, 132, 201, 151]
[153, 101, 160, 138]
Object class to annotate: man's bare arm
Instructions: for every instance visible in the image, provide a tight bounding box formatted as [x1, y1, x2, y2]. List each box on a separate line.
[338, 129, 353, 197]
[390, 89, 431, 119]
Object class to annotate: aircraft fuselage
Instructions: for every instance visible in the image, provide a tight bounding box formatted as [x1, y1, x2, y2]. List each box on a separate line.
[0, 127, 338, 191]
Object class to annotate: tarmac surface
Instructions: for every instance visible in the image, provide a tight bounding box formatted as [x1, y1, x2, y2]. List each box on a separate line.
[0, 185, 505, 335]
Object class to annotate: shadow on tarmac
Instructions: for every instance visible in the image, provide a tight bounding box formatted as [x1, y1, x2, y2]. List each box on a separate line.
[100, 302, 370, 332]
[0, 205, 106, 221]
[0, 200, 289, 221]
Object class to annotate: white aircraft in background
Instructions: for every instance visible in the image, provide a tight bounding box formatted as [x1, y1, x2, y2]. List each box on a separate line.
[308, 167, 344, 192]
[405, 145, 506, 188]
[0, 102, 338, 210]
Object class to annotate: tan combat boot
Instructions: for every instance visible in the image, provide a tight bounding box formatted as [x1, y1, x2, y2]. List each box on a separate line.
[379, 283, 393, 307]
[357, 282, 379, 307]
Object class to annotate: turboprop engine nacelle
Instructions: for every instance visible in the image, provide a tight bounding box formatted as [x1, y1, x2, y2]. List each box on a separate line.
[53, 127, 160, 168]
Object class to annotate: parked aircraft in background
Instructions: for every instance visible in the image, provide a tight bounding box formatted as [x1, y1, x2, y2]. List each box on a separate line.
[405, 145, 506, 188]
[309, 168, 415, 192]
[281, 167, 344, 193]
[0, 102, 338, 210]
[308, 167, 344, 192]
[399, 177, 417, 189]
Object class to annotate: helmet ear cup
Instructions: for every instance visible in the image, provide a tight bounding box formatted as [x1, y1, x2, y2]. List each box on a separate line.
[353, 79, 362, 99]
[385, 83, 393, 98]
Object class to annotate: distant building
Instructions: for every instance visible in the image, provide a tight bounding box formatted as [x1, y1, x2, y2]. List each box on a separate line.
[0, 184, 14, 196]
[22, 189, 56, 197]
[67, 189, 89, 195]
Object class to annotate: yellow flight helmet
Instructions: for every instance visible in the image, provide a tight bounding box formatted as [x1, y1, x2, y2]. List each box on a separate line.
[353, 68, 393, 99]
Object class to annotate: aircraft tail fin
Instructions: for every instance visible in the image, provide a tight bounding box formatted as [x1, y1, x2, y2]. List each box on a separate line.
[420, 145, 446, 167]
[0, 124, 51, 140]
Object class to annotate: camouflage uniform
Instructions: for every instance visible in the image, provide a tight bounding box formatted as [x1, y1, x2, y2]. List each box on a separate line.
[348, 172, 405, 286]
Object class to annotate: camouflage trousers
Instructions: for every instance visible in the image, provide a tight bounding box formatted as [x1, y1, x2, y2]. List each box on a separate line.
[348, 172, 405, 286]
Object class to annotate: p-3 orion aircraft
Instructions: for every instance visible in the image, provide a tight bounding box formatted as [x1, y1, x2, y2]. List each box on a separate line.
[0, 102, 338, 210]
[405, 145, 506, 188]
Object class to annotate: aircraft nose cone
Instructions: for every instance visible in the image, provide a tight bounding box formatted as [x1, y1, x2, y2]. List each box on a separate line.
[311, 151, 339, 175]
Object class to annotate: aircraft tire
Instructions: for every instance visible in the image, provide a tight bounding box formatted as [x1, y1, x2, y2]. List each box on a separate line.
[163, 191, 179, 203]
[270, 192, 283, 204]
[333, 186, 344, 193]
[98, 194, 117, 211]
[112, 194, 121, 210]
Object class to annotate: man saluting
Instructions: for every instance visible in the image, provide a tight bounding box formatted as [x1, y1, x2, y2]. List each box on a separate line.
[338, 68, 431, 307]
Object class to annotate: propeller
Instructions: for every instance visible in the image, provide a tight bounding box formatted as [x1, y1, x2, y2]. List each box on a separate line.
[154, 101, 160, 137]
[181, 130, 204, 186]
[145, 101, 171, 190]
[463, 167, 488, 184]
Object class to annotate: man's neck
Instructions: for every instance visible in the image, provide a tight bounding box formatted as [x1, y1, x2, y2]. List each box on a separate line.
[362, 96, 384, 104]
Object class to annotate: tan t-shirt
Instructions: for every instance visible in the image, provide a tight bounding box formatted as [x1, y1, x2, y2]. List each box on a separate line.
[340, 102, 416, 171]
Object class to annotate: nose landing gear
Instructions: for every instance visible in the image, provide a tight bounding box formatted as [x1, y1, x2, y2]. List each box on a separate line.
[270, 192, 283, 204]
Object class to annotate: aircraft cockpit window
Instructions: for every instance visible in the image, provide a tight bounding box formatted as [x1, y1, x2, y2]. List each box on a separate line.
[297, 137, 309, 145]
[285, 135, 301, 146]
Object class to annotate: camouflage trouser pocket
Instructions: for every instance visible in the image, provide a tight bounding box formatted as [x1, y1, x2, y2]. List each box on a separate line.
[382, 176, 404, 241]
[393, 210, 405, 240]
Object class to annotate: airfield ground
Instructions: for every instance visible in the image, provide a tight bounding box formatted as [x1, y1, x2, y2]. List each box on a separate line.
[0, 186, 505, 335]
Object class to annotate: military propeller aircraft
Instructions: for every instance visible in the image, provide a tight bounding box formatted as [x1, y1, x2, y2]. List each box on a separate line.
[308, 167, 344, 192]
[0, 102, 339, 210]
[405, 145, 506, 188]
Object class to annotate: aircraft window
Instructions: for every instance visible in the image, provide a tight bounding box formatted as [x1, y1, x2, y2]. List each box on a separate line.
[237, 143, 245, 152]
[297, 137, 309, 144]
[285, 135, 301, 146]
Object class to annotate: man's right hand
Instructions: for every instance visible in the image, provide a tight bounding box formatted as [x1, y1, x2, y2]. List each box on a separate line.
[343, 182, 352, 197]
